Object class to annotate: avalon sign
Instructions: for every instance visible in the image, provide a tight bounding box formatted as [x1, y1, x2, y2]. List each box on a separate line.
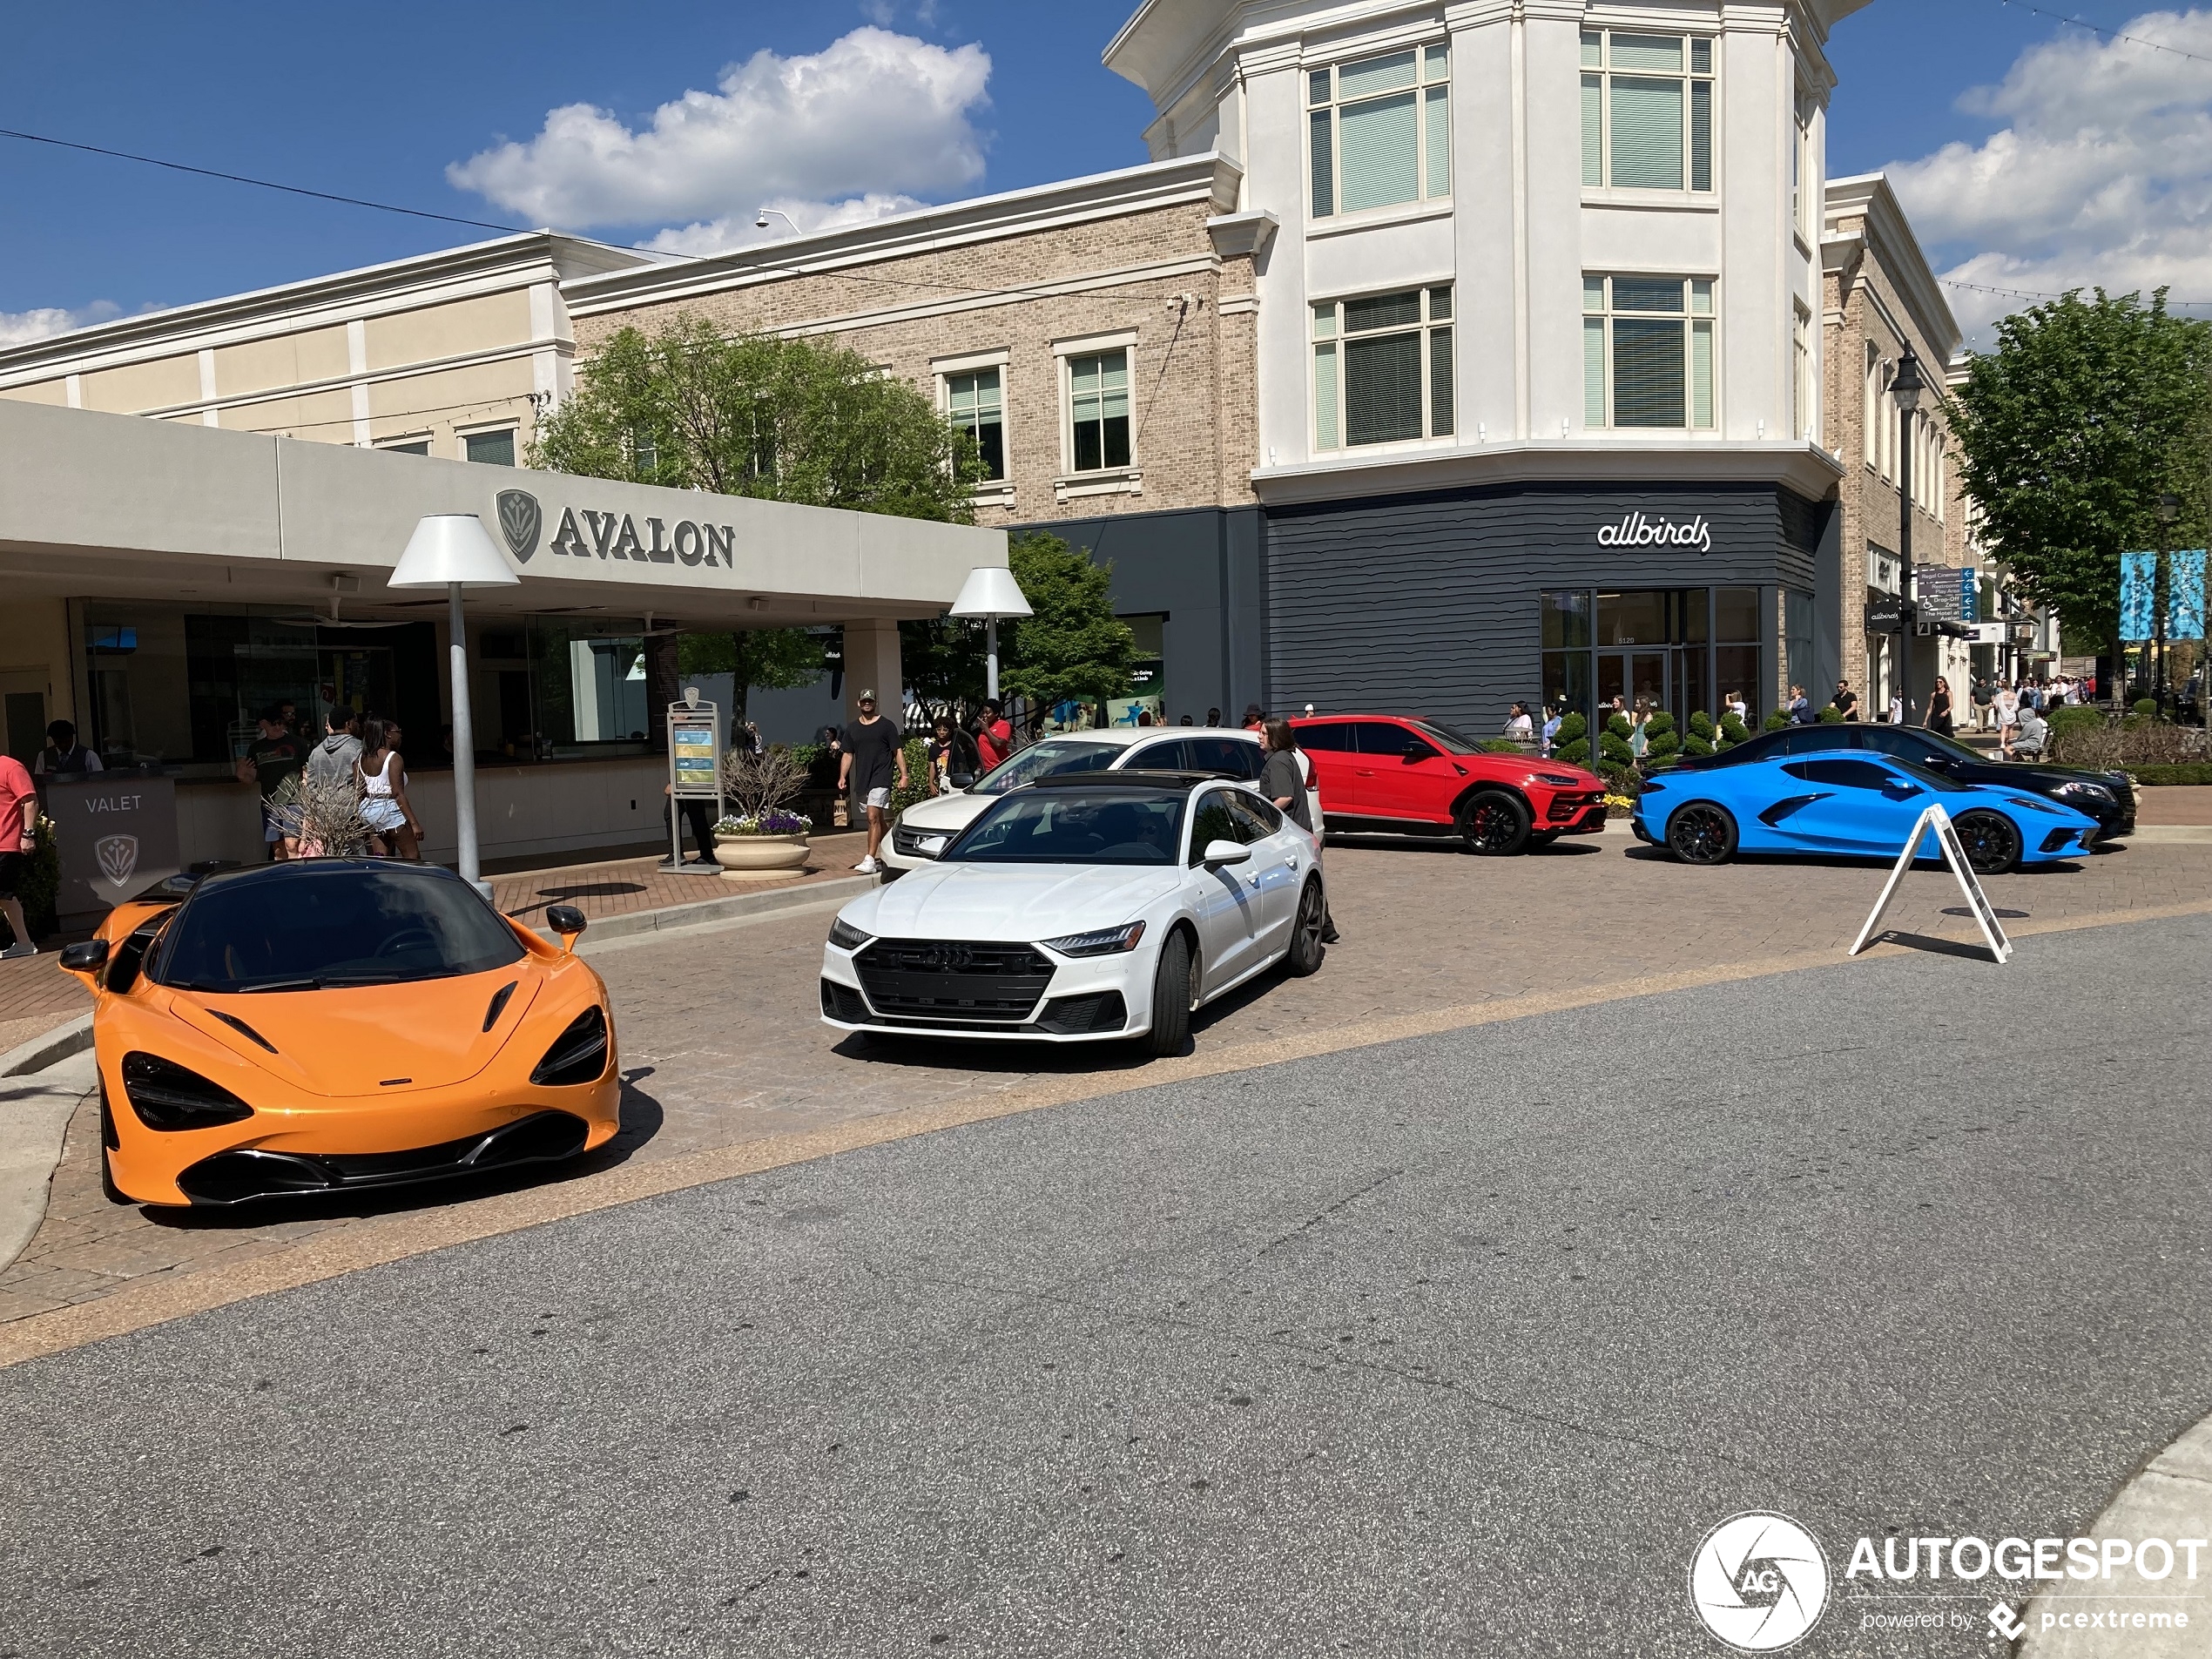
[492, 487, 739, 577]
[1596, 511, 1713, 554]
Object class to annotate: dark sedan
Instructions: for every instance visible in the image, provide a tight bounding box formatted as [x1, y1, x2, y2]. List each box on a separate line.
[1669, 723, 2134, 838]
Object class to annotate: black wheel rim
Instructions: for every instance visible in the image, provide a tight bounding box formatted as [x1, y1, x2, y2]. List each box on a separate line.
[1671, 806, 1729, 863]
[1958, 813, 2018, 873]
[1468, 803, 1519, 850]
[1297, 885, 1324, 955]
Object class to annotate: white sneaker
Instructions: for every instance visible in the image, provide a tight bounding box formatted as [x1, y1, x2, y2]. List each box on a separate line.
[853, 857, 879, 873]
[0, 943, 36, 961]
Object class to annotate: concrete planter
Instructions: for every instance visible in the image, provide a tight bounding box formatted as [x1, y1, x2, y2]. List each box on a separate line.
[711, 833, 810, 881]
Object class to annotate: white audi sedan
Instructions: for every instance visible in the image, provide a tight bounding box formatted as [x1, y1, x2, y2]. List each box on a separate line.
[881, 727, 1267, 873]
[820, 772, 1326, 1056]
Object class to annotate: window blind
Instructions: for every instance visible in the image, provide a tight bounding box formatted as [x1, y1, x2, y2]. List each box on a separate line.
[1609, 78, 1683, 190]
[1612, 319, 1686, 428]
[1339, 93, 1419, 211]
[1581, 77, 1602, 186]
[1345, 333, 1423, 445]
[1426, 85, 1451, 197]
[1310, 109, 1334, 217]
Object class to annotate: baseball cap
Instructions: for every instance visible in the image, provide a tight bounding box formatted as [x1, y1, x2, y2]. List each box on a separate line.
[857, 689, 878, 702]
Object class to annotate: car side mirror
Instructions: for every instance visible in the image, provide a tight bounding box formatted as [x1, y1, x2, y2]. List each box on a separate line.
[1883, 781, 1921, 799]
[58, 939, 110, 979]
[1202, 839, 1251, 867]
[546, 905, 588, 948]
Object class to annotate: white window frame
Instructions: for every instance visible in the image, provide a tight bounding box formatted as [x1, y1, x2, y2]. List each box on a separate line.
[1051, 331, 1140, 493]
[1581, 273, 1717, 432]
[1792, 305, 1814, 442]
[1581, 29, 1717, 196]
[1306, 41, 1453, 221]
[1792, 91, 1817, 246]
[934, 347, 1012, 489]
[1311, 285, 1455, 451]
[377, 433, 433, 457]
[459, 423, 518, 467]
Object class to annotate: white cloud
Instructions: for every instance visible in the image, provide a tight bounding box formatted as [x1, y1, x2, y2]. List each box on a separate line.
[643, 191, 927, 256]
[1885, 9, 2212, 344]
[0, 300, 120, 348]
[448, 27, 990, 232]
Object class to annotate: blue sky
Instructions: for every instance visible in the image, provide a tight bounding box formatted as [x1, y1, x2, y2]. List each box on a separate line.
[3, 1, 2207, 347]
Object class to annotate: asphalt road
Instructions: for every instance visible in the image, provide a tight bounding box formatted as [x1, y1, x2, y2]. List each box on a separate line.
[3, 914, 2209, 1658]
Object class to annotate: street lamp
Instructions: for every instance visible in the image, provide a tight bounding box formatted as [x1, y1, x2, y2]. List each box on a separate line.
[388, 515, 519, 897]
[1892, 347, 1925, 725]
[2155, 492, 2180, 711]
[753, 206, 799, 233]
[948, 565, 1033, 704]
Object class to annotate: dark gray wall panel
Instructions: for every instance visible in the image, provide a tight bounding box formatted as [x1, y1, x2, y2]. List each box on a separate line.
[1264, 482, 1831, 728]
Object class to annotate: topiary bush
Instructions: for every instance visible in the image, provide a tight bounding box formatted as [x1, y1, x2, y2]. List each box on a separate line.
[1817, 706, 1845, 723]
[1552, 711, 1589, 765]
[1600, 713, 1636, 768]
[1480, 738, 1525, 754]
[1688, 711, 1716, 742]
[1643, 711, 1681, 765]
[2133, 698, 2160, 719]
[1764, 711, 1790, 732]
[1717, 711, 1751, 751]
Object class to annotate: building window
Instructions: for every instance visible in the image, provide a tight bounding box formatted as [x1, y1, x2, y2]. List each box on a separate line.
[1793, 306, 1813, 441]
[1581, 30, 1714, 192]
[1313, 287, 1453, 449]
[1863, 344, 1881, 472]
[946, 367, 1006, 481]
[381, 440, 430, 457]
[1582, 275, 1714, 430]
[1067, 350, 1130, 473]
[1309, 44, 1451, 219]
[1792, 92, 1816, 242]
[463, 428, 516, 467]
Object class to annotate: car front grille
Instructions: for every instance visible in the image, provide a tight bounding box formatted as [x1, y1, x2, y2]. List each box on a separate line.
[1035, 990, 1129, 1035]
[853, 939, 1055, 1024]
[892, 826, 947, 859]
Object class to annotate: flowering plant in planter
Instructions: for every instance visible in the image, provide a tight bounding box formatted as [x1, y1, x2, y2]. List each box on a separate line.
[712, 809, 814, 838]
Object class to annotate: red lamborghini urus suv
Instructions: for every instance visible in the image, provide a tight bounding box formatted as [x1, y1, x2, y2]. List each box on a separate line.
[1290, 714, 1608, 854]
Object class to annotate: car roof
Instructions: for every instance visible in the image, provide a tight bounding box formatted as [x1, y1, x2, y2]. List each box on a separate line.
[1290, 712, 1414, 723]
[190, 858, 470, 898]
[1024, 770, 1249, 792]
[1022, 728, 1257, 748]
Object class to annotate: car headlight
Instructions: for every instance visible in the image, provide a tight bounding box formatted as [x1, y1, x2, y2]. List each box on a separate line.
[121, 1051, 253, 1131]
[1039, 921, 1146, 957]
[530, 1006, 610, 1087]
[828, 917, 873, 952]
[2050, 780, 2114, 805]
[1534, 772, 1582, 786]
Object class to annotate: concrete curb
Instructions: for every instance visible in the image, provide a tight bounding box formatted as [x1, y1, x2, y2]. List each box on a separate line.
[0, 1014, 93, 1080]
[2018, 1413, 2212, 1656]
[523, 873, 876, 947]
[0, 1049, 98, 1275]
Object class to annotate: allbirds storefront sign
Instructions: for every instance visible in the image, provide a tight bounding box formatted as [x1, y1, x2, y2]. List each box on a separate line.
[493, 487, 739, 576]
[1597, 511, 1713, 554]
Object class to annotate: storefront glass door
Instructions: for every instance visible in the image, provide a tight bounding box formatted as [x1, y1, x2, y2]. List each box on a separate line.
[1597, 651, 1669, 721]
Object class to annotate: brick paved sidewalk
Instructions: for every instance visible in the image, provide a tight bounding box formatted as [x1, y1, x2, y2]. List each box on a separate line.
[0, 830, 880, 1064]
[6, 831, 2207, 1326]
[2139, 786, 2212, 826]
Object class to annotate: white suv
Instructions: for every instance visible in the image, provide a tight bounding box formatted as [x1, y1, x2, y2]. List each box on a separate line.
[883, 727, 1268, 873]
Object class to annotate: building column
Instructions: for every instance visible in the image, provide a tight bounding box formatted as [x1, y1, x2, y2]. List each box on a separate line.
[843, 617, 905, 725]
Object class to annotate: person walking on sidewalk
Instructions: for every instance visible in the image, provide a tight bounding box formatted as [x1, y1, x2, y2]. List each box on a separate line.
[1925, 676, 1956, 737]
[1259, 720, 1339, 944]
[971, 700, 1012, 772]
[0, 750, 37, 960]
[354, 717, 422, 860]
[839, 691, 907, 874]
[236, 705, 306, 860]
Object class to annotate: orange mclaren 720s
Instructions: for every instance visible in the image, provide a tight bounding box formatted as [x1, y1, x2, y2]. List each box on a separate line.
[57, 860, 620, 1208]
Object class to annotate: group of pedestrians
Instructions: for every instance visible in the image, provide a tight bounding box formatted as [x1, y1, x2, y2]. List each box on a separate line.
[243, 703, 422, 861]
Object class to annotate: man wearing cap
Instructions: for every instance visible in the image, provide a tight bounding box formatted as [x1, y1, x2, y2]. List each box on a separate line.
[837, 691, 907, 875]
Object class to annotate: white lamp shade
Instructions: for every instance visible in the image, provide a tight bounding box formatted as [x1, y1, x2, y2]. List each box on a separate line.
[948, 563, 1031, 619]
[388, 514, 521, 590]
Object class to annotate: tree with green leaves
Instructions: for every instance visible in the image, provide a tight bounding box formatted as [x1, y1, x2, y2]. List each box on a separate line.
[1946, 289, 2212, 683]
[531, 315, 983, 718]
[996, 533, 1136, 718]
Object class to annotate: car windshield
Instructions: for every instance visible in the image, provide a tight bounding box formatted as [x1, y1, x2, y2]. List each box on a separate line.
[1904, 729, 1986, 765]
[153, 863, 526, 993]
[970, 739, 1120, 797]
[944, 788, 1187, 865]
[1888, 757, 1977, 793]
[1411, 719, 1483, 754]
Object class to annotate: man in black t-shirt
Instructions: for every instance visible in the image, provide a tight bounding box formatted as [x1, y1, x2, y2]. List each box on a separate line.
[1831, 679, 1859, 722]
[235, 707, 307, 859]
[837, 690, 908, 874]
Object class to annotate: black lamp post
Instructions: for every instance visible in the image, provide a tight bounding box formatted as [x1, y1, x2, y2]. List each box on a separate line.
[1892, 347, 1925, 723]
[2155, 492, 2179, 711]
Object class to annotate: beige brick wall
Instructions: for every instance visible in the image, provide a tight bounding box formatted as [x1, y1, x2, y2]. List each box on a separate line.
[571, 200, 1257, 525]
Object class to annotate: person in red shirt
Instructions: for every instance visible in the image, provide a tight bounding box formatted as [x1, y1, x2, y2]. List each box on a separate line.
[0, 752, 37, 959]
[971, 699, 1012, 772]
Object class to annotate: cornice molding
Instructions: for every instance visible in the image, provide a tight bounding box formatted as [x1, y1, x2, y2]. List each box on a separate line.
[1207, 210, 1280, 260]
[1824, 172, 1959, 356]
[1252, 439, 1847, 505]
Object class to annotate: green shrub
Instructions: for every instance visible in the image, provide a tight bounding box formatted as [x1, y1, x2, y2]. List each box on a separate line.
[1600, 731, 1636, 767]
[1817, 706, 1845, 724]
[1716, 711, 1751, 752]
[1687, 711, 1716, 743]
[1554, 738, 1592, 764]
[16, 813, 59, 941]
[1606, 712, 1632, 738]
[1554, 712, 1588, 745]
[2047, 705, 2104, 738]
[1682, 733, 1715, 758]
[1480, 738, 1525, 754]
[2133, 698, 2160, 718]
[1643, 711, 1681, 763]
[887, 738, 934, 817]
[1764, 711, 1789, 732]
[2130, 763, 2212, 785]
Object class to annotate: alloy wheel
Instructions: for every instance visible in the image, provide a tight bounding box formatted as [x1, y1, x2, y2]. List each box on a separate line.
[1953, 810, 2022, 875]
[1669, 804, 1735, 865]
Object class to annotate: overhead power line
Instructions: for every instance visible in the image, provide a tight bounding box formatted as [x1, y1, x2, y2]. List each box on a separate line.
[1994, 0, 2212, 67]
[1942, 275, 2212, 308]
[0, 125, 518, 233]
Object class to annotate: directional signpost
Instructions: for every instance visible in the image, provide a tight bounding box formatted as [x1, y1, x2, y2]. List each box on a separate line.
[664, 690, 725, 874]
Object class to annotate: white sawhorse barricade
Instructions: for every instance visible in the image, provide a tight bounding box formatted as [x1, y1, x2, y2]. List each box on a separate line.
[1847, 804, 2013, 965]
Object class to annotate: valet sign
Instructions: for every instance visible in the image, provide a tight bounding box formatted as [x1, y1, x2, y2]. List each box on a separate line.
[1597, 511, 1714, 554]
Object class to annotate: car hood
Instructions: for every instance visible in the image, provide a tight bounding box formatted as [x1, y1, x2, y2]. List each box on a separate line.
[845, 861, 1183, 940]
[894, 792, 995, 833]
[157, 967, 545, 1096]
[1966, 760, 2128, 792]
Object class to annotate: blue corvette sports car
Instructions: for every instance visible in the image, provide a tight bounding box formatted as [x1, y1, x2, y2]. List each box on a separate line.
[1632, 752, 2100, 874]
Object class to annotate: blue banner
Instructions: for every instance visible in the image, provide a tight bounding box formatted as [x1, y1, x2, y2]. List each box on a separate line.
[2121, 551, 2156, 641]
[2171, 550, 2206, 641]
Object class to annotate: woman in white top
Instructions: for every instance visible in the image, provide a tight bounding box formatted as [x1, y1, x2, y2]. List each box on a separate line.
[1503, 701, 1535, 742]
[355, 716, 422, 860]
